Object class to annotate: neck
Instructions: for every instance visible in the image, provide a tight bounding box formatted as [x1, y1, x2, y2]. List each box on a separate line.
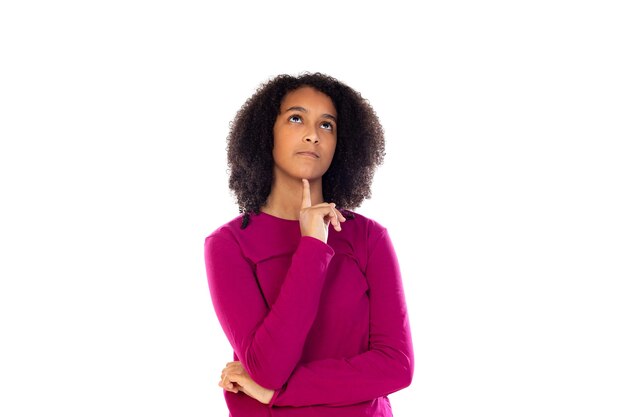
[262, 177, 324, 220]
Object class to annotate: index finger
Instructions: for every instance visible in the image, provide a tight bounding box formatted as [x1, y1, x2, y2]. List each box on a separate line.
[301, 179, 311, 209]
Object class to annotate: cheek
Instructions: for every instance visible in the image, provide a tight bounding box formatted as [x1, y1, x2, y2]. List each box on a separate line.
[272, 139, 286, 159]
[327, 139, 337, 158]
[272, 128, 292, 155]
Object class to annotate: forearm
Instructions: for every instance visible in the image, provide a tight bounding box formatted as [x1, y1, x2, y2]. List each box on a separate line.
[239, 239, 332, 388]
[273, 334, 413, 406]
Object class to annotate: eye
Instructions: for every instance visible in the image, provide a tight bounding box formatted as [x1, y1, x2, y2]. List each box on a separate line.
[288, 115, 302, 123]
[320, 121, 334, 131]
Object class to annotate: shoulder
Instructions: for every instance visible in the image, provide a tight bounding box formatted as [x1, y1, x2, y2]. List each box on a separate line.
[205, 212, 298, 264]
[204, 215, 253, 268]
[331, 210, 390, 264]
[205, 214, 246, 246]
[329, 210, 394, 273]
[339, 209, 387, 241]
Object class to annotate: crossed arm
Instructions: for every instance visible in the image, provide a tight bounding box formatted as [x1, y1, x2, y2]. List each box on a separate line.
[208, 227, 413, 407]
[207, 180, 412, 407]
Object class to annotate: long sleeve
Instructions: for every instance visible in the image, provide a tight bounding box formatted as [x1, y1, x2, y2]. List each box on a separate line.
[205, 233, 334, 390]
[272, 229, 414, 407]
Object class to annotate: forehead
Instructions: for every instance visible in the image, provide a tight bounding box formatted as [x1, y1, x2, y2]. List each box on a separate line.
[280, 86, 336, 113]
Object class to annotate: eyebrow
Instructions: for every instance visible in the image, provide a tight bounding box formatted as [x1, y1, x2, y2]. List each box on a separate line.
[284, 106, 337, 122]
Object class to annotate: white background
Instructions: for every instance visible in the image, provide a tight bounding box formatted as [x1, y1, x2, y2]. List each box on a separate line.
[1, 1, 625, 416]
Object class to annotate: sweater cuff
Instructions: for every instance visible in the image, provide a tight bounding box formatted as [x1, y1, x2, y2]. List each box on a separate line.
[299, 235, 335, 257]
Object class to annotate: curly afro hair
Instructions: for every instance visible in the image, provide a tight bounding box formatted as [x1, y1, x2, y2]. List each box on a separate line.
[226, 72, 385, 228]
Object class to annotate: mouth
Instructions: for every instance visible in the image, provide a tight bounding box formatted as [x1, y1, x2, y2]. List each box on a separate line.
[296, 151, 320, 159]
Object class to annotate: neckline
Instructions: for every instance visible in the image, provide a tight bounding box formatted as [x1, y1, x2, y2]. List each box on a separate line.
[257, 211, 300, 223]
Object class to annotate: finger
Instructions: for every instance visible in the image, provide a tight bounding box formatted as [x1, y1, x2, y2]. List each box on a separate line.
[225, 364, 243, 374]
[219, 380, 239, 393]
[224, 361, 238, 370]
[224, 372, 246, 391]
[221, 370, 231, 383]
[220, 372, 239, 390]
[310, 203, 338, 231]
[329, 204, 341, 232]
[301, 179, 311, 209]
[309, 202, 341, 231]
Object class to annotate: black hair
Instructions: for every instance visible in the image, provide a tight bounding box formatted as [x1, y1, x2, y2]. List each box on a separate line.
[226, 72, 385, 228]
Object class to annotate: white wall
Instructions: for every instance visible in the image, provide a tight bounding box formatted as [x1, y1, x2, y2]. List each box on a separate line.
[1, 1, 624, 416]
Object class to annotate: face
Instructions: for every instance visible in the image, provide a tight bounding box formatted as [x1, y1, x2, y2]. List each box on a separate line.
[272, 86, 338, 183]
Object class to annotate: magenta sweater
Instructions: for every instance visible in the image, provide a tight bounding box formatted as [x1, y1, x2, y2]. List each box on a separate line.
[204, 211, 414, 416]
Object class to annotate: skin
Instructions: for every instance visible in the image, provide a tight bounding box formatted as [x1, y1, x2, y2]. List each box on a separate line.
[262, 86, 345, 235]
[218, 86, 347, 402]
[219, 361, 274, 404]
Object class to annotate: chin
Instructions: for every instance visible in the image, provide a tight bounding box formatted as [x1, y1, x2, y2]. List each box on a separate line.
[298, 172, 323, 181]
[278, 166, 327, 182]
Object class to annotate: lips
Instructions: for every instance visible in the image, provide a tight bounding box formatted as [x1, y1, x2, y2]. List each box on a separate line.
[296, 151, 320, 158]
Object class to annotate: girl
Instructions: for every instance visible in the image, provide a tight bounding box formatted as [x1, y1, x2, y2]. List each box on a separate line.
[205, 72, 413, 416]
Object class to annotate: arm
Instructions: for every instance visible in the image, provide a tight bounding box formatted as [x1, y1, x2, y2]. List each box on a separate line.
[272, 229, 414, 407]
[205, 234, 334, 390]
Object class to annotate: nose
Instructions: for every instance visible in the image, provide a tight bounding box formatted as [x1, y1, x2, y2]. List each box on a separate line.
[304, 136, 319, 144]
[303, 127, 319, 144]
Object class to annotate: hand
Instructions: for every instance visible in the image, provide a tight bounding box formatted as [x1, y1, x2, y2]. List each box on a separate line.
[219, 361, 275, 405]
[299, 179, 346, 243]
